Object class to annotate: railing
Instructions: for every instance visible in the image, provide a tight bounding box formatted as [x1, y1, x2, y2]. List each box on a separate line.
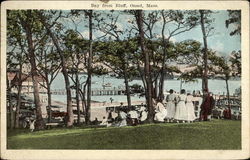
[50, 88, 126, 96]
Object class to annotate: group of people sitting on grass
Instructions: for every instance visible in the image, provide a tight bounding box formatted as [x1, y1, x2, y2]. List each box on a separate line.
[99, 88, 215, 127]
[99, 104, 148, 127]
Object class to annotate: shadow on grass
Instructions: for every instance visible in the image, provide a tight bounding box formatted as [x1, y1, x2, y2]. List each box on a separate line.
[7, 119, 241, 150]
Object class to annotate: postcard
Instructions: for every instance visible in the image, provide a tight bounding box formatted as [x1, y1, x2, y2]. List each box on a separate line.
[1, 0, 249, 159]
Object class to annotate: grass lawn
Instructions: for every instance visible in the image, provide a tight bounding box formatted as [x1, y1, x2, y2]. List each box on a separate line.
[7, 119, 241, 149]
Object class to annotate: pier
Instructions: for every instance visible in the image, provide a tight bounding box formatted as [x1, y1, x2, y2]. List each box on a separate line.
[51, 88, 126, 96]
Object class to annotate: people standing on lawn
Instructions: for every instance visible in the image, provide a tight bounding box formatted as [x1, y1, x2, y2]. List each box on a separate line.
[200, 89, 215, 121]
[186, 92, 196, 123]
[165, 89, 176, 122]
[174, 89, 187, 123]
[100, 88, 219, 128]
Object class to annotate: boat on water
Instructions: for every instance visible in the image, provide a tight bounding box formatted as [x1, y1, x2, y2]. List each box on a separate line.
[102, 76, 112, 88]
[102, 83, 112, 88]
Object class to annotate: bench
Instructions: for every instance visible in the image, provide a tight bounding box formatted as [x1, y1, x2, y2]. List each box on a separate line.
[46, 123, 61, 129]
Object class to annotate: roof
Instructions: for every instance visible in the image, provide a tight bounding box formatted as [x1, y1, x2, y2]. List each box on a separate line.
[7, 72, 16, 81]
[10, 72, 45, 85]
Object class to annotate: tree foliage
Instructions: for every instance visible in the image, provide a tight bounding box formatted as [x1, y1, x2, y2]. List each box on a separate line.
[226, 10, 241, 36]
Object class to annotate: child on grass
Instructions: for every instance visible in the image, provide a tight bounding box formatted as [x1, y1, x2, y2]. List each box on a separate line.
[30, 119, 36, 132]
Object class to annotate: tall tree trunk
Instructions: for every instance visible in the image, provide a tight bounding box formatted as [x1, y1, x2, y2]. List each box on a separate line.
[76, 73, 80, 125]
[7, 76, 14, 129]
[150, 46, 157, 99]
[180, 78, 183, 92]
[81, 94, 86, 115]
[79, 84, 86, 116]
[158, 11, 168, 101]
[32, 75, 44, 130]
[225, 78, 230, 107]
[20, 11, 45, 129]
[47, 82, 52, 123]
[136, 60, 146, 91]
[123, 53, 132, 109]
[86, 10, 93, 124]
[38, 12, 74, 127]
[200, 10, 209, 94]
[82, 82, 88, 123]
[154, 78, 158, 99]
[15, 72, 22, 128]
[136, 10, 154, 122]
[124, 69, 131, 108]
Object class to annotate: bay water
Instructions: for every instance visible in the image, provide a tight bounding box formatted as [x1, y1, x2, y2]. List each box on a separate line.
[50, 74, 241, 104]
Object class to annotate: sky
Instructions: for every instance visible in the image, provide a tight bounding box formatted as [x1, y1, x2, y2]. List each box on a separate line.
[173, 10, 241, 55]
[62, 10, 241, 57]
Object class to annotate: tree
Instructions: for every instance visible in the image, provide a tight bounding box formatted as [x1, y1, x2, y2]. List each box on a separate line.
[86, 10, 93, 125]
[229, 50, 241, 77]
[63, 28, 89, 125]
[17, 10, 46, 129]
[176, 40, 203, 83]
[96, 40, 139, 101]
[7, 11, 29, 128]
[6, 53, 28, 129]
[135, 10, 154, 122]
[95, 10, 134, 109]
[36, 45, 61, 123]
[199, 10, 214, 94]
[67, 10, 96, 124]
[208, 53, 233, 106]
[157, 10, 199, 100]
[37, 10, 74, 127]
[226, 10, 241, 36]
[142, 11, 160, 99]
[128, 10, 199, 100]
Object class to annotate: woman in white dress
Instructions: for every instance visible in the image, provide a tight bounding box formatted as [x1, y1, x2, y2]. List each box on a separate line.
[138, 106, 148, 123]
[186, 93, 196, 122]
[154, 100, 168, 122]
[165, 89, 176, 122]
[174, 89, 187, 123]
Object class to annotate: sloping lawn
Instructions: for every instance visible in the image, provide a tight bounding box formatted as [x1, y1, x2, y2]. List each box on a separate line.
[7, 119, 241, 149]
